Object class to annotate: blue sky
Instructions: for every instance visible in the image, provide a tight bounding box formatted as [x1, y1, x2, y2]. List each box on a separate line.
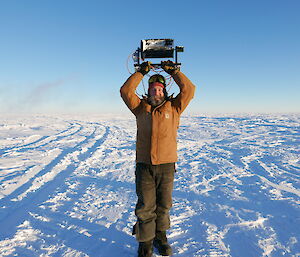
[0, 0, 299, 114]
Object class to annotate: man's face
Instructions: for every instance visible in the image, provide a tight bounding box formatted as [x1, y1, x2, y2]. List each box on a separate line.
[148, 85, 165, 107]
[149, 85, 164, 97]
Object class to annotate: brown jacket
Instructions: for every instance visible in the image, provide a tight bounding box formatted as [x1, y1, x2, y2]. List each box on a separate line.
[120, 71, 195, 165]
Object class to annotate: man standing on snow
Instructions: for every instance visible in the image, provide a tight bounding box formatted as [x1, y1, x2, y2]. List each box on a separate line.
[120, 60, 195, 257]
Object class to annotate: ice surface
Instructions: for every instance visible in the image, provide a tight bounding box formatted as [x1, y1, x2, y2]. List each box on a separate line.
[0, 113, 299, 256]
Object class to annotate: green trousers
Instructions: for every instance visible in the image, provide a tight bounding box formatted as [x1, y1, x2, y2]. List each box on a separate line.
[133, 162, 175, 242]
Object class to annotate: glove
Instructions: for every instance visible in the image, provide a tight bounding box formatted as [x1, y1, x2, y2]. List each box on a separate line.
[138, 61, 152, 75]
[161, 60, 180, 75]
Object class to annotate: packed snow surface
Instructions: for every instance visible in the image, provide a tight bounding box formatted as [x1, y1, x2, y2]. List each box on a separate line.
[0, 113, 299, 256]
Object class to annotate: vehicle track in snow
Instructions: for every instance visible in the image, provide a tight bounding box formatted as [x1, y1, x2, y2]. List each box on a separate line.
[0, 122, 84, 187]
[0, 118, 110, 241]
[0, 119, 81, 155]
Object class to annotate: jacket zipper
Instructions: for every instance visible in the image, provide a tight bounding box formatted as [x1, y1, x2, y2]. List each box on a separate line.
[151, 101, 166, 163]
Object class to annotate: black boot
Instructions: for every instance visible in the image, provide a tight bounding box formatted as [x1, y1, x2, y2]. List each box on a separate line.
[138, 240, 153, 257]
[153, 231, 172, 256]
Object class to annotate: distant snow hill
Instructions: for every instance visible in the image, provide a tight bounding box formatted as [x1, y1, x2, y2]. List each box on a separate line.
[0, 114, 299, 256]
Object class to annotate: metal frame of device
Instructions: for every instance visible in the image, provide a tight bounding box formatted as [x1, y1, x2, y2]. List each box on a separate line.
[133, 39, 184, 69]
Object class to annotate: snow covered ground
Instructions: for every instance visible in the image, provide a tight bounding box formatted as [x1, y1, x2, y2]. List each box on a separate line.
[0, 113, 299, 257]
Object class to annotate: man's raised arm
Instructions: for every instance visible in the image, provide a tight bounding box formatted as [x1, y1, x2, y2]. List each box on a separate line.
[172, 71, 196, 114]
[120, 72, 143, 114]
[161, 61, 196, 114]
[120, 62, 153, 114]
